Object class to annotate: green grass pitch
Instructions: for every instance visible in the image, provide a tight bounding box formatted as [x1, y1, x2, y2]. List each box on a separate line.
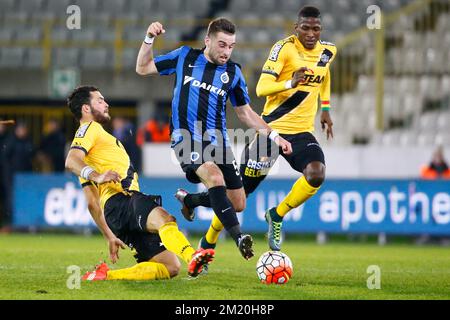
[0, 233, 449, 300]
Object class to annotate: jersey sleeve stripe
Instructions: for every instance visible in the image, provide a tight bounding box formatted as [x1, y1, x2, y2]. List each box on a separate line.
[321, 101, 330, 105]
[70, 146, 88, 154]
[81, 181, 94, 188]
[261, 70, 279, 77]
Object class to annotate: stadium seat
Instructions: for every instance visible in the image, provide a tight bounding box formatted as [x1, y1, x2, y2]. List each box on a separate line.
[418, 112, 439, 133]
[188, 0, 210, 17]
[53, 48, 80, 67]
[0, 29, 14, 42]
[45, 0, 71, 14]
[0, 0, 16, 12]
[30, 12, 56, 24]
[417, 132, 436, 147]
[229, 0, 253, 14]
[441, 75, 450, 95]
[399, 131, 418, 146]
[419, 76, 440, 98]
[435, 133, 450, 146]
[380, 0, 401, 12]
[51, 27, 71, 43]
[71, 28, 97, 42]
[436, 112, 450, 132]
[2, 12, 28, 26]
[98, 0, 126, 14]
[380, 130, 401, 146]
[84, 12, 112, 27]
[127, 0, 154, 15]
[398, 77, 418, 96]
[18, 0, 45, 13]
[155, 0, 183, 14]
[96, 27, 117, 43]
[24, 48, 44, 68]
[72, 0, 99, 12]
[162, 29, 181, 44]
[0, 47, 25, 67]
[121, 48, 138, 69]
[80, 48, 112, 69]
[15, 27, 42, 43]
[251, 0, 277, 14]
[436, 14, 450, 32]
[124, 27, 148, 43]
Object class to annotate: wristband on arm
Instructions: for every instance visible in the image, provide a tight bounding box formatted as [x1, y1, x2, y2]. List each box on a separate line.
[268, 130, 279, 142]
[80, 166, 95, 180]
[144, 34, 155, 45]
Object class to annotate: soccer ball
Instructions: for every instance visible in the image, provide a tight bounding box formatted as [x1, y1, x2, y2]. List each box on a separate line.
[256, 251, 293, 284]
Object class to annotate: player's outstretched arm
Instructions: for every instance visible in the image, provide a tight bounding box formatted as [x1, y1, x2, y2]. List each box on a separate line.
[83, 185, 126, 263]
[136, 21, 166, 76]
[256, 67, 309, 97]
[234, 104, 292, 155]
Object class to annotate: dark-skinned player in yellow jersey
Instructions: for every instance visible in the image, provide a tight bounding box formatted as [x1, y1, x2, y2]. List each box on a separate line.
[176, 6, 336, 259]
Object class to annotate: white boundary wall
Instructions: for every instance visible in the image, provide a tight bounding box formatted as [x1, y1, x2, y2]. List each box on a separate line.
[143, 143, 448, 179]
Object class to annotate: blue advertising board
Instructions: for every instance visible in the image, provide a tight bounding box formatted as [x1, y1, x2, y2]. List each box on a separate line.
[13, 174, 450, 235]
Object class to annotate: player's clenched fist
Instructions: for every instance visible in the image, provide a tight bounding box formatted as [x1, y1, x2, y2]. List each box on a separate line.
[147, 22, 166, 37]
[292, 67, 312, 87]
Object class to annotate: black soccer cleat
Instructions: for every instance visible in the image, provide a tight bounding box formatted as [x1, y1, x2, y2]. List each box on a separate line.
[175, 188, 195, 222]
[237, 234, 254, 260]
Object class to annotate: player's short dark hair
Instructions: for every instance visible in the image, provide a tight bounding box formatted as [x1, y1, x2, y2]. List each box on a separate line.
[207, 18, 236, 37]
[67, 85, 99, 120]
[298, 6, 321, 19]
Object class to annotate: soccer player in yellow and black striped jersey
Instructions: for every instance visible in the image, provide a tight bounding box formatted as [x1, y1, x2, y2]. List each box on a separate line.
[65, 85, 214, 281]
[246, 6, 337, 251]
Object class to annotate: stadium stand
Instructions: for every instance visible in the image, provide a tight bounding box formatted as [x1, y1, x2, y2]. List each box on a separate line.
[0, 0, 449, 148]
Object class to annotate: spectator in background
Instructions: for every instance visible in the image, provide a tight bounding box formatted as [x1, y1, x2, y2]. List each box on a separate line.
[0, 123, 9, 229]
[1, 122, 34, 230]
[112, 116, 142, 173]
[420, 145, 450, 179]
[136, 114, 170, 144]
[35, 118, 66, 172]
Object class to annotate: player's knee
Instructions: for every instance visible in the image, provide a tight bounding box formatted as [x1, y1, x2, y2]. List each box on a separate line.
[165, 260, 181, 278]
[148, 207, 177, 231]
[304, 163, 325, 187]
[200, 162, 225, 187]
[305, 171, 325, 187]
[163, 213, 176, 224]
[205, 170, 225, 187]
[232, 197, 246, 212]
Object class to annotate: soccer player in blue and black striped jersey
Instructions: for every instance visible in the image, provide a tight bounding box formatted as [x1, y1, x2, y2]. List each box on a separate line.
[136, 18, 292, 261]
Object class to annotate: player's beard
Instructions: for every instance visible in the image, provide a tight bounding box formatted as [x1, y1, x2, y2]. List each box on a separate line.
[91, 108, 110, 124]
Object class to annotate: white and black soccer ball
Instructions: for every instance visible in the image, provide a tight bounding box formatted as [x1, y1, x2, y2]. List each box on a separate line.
[256, 251, 293, 284]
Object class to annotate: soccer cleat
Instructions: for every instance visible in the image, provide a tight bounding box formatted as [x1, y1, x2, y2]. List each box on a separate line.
[175, 188, 195, 222]
[197, 237, 217, 275]
[265, 207, 283, 251]
[187, 248, 215, 277]
[237, 234, 254, 260]
[82, 262, 109, 281]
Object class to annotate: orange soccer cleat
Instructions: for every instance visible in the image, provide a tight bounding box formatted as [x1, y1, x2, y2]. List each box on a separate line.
[187, 248, 215, 277]
[82, 262, 109, 281]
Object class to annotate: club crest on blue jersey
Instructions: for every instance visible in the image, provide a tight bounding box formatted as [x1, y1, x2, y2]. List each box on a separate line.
[220, 72, 229, 84]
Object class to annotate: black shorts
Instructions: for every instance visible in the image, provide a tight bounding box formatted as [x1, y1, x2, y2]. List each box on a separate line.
[104, 192, 167, 263]
[240, 132, 325, 194]
[173, 139, 243, 190]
